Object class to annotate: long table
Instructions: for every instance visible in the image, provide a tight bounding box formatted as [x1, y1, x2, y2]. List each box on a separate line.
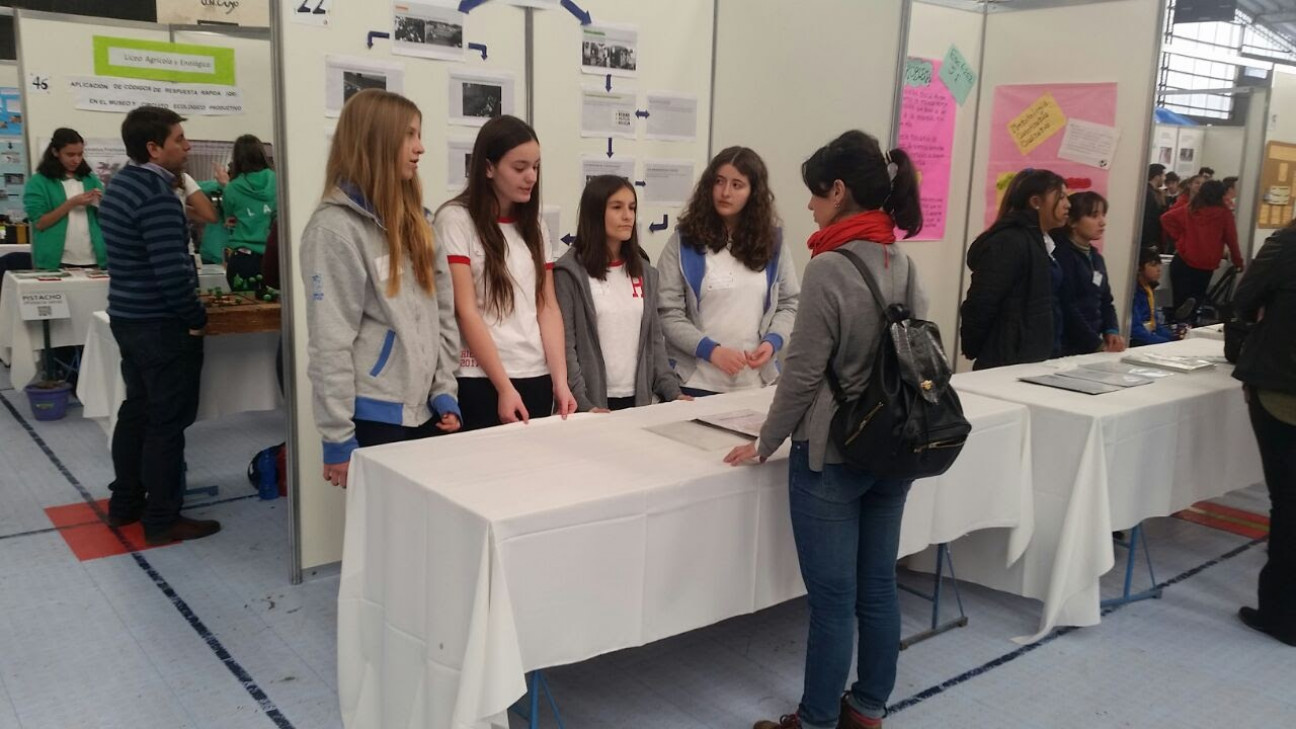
[77, 311, 282, 443]
[0, 266, 226, 389]
[338, 388, 1034, 729]
[945, 338, 1263, 642]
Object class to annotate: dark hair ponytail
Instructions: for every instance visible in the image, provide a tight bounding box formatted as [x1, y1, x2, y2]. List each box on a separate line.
[801, 130, 923, 239]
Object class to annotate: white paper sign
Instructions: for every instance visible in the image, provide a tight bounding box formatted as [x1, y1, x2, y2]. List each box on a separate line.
[1057, 119, 1120, 170]
[543, 205, 562, 248]
[581, 23, 638, 78]
[640, 160, 696, 205]
[446, 138, 475, 189]
[448, 70, 515, 127]
[26, 73, 52, 95]
[290, 0, 333, 27]
[325, 56, 406, 117]
[580, 89, 637, 139]
[644, 92, 698, 142]
[67, 76, 243, 116]
[392, 2, 465, 62]
[157, 0, 270, 27]
[581, 156, 635, 186]
[19, 292, 70, 322]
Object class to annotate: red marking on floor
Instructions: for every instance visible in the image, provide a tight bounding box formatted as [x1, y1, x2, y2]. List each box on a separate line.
[43, 499, 173, 561]
[1173, 501, 1270, 541]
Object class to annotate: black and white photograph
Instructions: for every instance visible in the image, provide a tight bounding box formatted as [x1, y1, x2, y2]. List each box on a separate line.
[462, 83, 503, 120]
[4, 173, 23, 186]
[580, 23, 639, 77]
[448, 70, 515, 127]
[343, 71, 387, 103]
[446, 138, 475, 188]
[392, 3, 466, 61]
[325, 55, 405, 116]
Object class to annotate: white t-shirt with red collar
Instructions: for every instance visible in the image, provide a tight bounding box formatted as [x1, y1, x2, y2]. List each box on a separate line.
[436, 204, 555, 379]
[589, 261, 645, 398]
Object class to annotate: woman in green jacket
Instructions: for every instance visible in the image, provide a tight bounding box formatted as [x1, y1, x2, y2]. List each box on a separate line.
[204, 134, 276, 290]
[24, 128, 106, 269]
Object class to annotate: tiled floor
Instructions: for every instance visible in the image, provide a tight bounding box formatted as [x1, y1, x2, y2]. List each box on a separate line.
[0, 363, 1292, 729]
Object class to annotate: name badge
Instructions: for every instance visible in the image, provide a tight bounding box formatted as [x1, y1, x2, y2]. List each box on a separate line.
[1092, 271, 1104, 288]
[375, 255, 391, 282]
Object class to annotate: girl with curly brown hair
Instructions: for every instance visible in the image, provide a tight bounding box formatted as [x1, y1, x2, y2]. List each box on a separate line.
[657, 146, 799, 396]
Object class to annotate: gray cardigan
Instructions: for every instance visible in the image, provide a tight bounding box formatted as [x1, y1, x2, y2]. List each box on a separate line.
[553, 247, 682, 411]
[757, 240, 928, 471]
[656, 231, 800, 387]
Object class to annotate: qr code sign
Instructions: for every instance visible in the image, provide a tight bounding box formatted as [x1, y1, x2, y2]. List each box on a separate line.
[615, 110, 632, 127]
[37, 305, 52, 318]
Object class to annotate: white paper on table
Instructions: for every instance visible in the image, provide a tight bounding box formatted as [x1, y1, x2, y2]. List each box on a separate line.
[580, 88, 637, 139]
[1057, 119, 1121, 170]
[448, 69, 516, 127]
[446, 138, 475, 189]
[391, 1, 466, 62]
[645, 420, 750, 451]
[693, 409, 767, 439]
[581, 156, 636, 186]
[644, 92, 698, 141]
[580, 23, 639, 78]
[640, 160, 696, 206]
[325, 55, 405, 117]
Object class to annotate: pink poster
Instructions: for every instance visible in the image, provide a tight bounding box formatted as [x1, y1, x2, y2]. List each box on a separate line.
[983, 83, 1118, 233]
[897, 58, 956, 241]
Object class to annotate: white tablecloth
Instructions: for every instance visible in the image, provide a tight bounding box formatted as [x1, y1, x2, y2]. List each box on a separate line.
[1187, 323, 1225, 341]
[77, 311, 281, 442]
[0, 266, 226, 389]
[946, 338, 1263, 642]
[338, 388, 1033, 729]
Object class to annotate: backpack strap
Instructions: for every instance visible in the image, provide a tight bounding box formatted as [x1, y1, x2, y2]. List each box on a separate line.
[824, 247, 890, 404]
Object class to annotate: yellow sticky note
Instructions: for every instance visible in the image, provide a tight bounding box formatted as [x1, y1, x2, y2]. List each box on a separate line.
[995, 171, 1018, 208]
[1007, 92, 1068, 156]
[1281, 163, 1290, 182]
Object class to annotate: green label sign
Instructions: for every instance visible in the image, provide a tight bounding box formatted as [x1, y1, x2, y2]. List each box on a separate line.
[93, 36, 236, 86]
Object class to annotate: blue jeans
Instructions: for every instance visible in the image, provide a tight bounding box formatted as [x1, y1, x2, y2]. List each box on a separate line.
[788, 441, 910, 727]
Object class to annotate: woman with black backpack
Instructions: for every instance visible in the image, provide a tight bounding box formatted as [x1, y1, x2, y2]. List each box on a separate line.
[725, 130, 927, 729]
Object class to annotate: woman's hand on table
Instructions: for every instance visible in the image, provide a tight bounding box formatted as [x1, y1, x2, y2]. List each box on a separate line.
[724, 442, 765, 467]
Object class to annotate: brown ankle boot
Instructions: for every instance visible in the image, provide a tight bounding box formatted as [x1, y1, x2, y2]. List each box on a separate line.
[838, 696, 882, 729]
[754, 714, 803, 729]
[145, 516, 221, 546]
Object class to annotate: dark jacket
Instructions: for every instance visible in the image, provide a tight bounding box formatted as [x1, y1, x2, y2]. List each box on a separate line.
[1051, 231, 1119, 356]
[554, 247, 682, 411]
[1141, 185, 1165, 250]
[1232, 228, 1296, 395]
[960, 212, 1056, 370]
[1130, 282, 1175, 347]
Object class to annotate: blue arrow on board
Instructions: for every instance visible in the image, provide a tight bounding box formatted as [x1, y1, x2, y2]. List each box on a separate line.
[605, 74, 612, 92]
[561, 0, 593, 25]
[634, 180, 646, 187]
[648, 215, 669, 233]
[458, 0, 491, 13]
[561, 234, 575, 246]
[606, 138, 614, 158]
[366, 31, 390, 49]
[635, 109, 649, 119]
[467, 42, 488, 60]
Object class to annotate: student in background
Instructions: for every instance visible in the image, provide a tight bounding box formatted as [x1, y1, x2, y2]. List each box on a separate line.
[1232, 220, 1296, 647]
[1172, 174, 1203, 209]
[554, 175, 686, 412]
[205, 135, 277, 289]
[1130, 247, 1181, 347]
[1053, 191, 1125, 356]
[1199, 166, 1215, 181]
[1164, 171, 1181, 207]
[725, 130, 927, 729]
[1223, 175, 1239, 211]
[24, 127, 106, 269]
[1161, 179, 1244, 313]
[658, 146, 798, 396]
[435, 115, 576, 430]
[300, 90, 461, 489]
[960, 169, 1070, 369]
[1142, 163, 1167, 250]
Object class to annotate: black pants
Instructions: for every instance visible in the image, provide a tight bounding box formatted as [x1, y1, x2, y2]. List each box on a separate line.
[608, 396, 636, 411]
[0, 252, 32, 296]
[1170, 256, 1214, 313]
[225, 249, 263, 291]
[108, 319, 203, 534]
[354, 417, 447, 447]
[1248, 392, 1296, 630]
[457, 375, 553, 431]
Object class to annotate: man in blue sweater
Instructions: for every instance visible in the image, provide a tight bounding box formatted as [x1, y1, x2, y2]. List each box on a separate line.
[99, 106, 218, 546]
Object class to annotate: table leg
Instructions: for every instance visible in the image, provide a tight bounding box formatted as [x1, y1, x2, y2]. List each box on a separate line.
[899, 543, 970, 650]
[1100, 524, 1163, 609]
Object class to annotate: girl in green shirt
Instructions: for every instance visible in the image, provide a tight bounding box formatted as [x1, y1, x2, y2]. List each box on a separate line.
[23, 128, 106, 270]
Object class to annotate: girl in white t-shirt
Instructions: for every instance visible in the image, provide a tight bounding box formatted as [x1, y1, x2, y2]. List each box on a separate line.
[434, 115, 576, 430]
[658, 146, 799, 396]
[553, 175, 687, 412]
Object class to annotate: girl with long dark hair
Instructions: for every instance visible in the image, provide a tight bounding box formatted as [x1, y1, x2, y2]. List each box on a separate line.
[24, 128, 106, 269]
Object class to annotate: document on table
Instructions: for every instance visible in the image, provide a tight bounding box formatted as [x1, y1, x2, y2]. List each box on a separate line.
[1058, 367, 1154, 388]
[645, 420, 751, 451]
[1121, 352, 1216, 373]
[1079, 360, 1178, 379]
[692, 409, 767, 439]
[1020, 374, 1123, 395]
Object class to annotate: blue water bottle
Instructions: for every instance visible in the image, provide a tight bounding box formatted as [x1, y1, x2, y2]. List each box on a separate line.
[256, 449, 278, 500]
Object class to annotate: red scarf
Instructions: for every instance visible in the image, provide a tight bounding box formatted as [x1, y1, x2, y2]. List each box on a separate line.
[807, 211, 897, 257]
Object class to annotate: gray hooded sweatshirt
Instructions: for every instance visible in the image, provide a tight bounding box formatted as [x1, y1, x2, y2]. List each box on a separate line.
[300, 187, 461, 464]
[553, 246, 683, 411]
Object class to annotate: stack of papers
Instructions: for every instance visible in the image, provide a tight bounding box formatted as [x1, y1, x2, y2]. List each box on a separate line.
[1121, 352, 1216, 373]
[1020, 374, 1123, 395]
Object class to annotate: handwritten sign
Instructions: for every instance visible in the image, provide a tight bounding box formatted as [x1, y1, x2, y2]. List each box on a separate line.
[905, 59, 933, 88]
[897, 58, 956, 240]
[1007, 92, 1067, 156]
[939, 45, 978, 106]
